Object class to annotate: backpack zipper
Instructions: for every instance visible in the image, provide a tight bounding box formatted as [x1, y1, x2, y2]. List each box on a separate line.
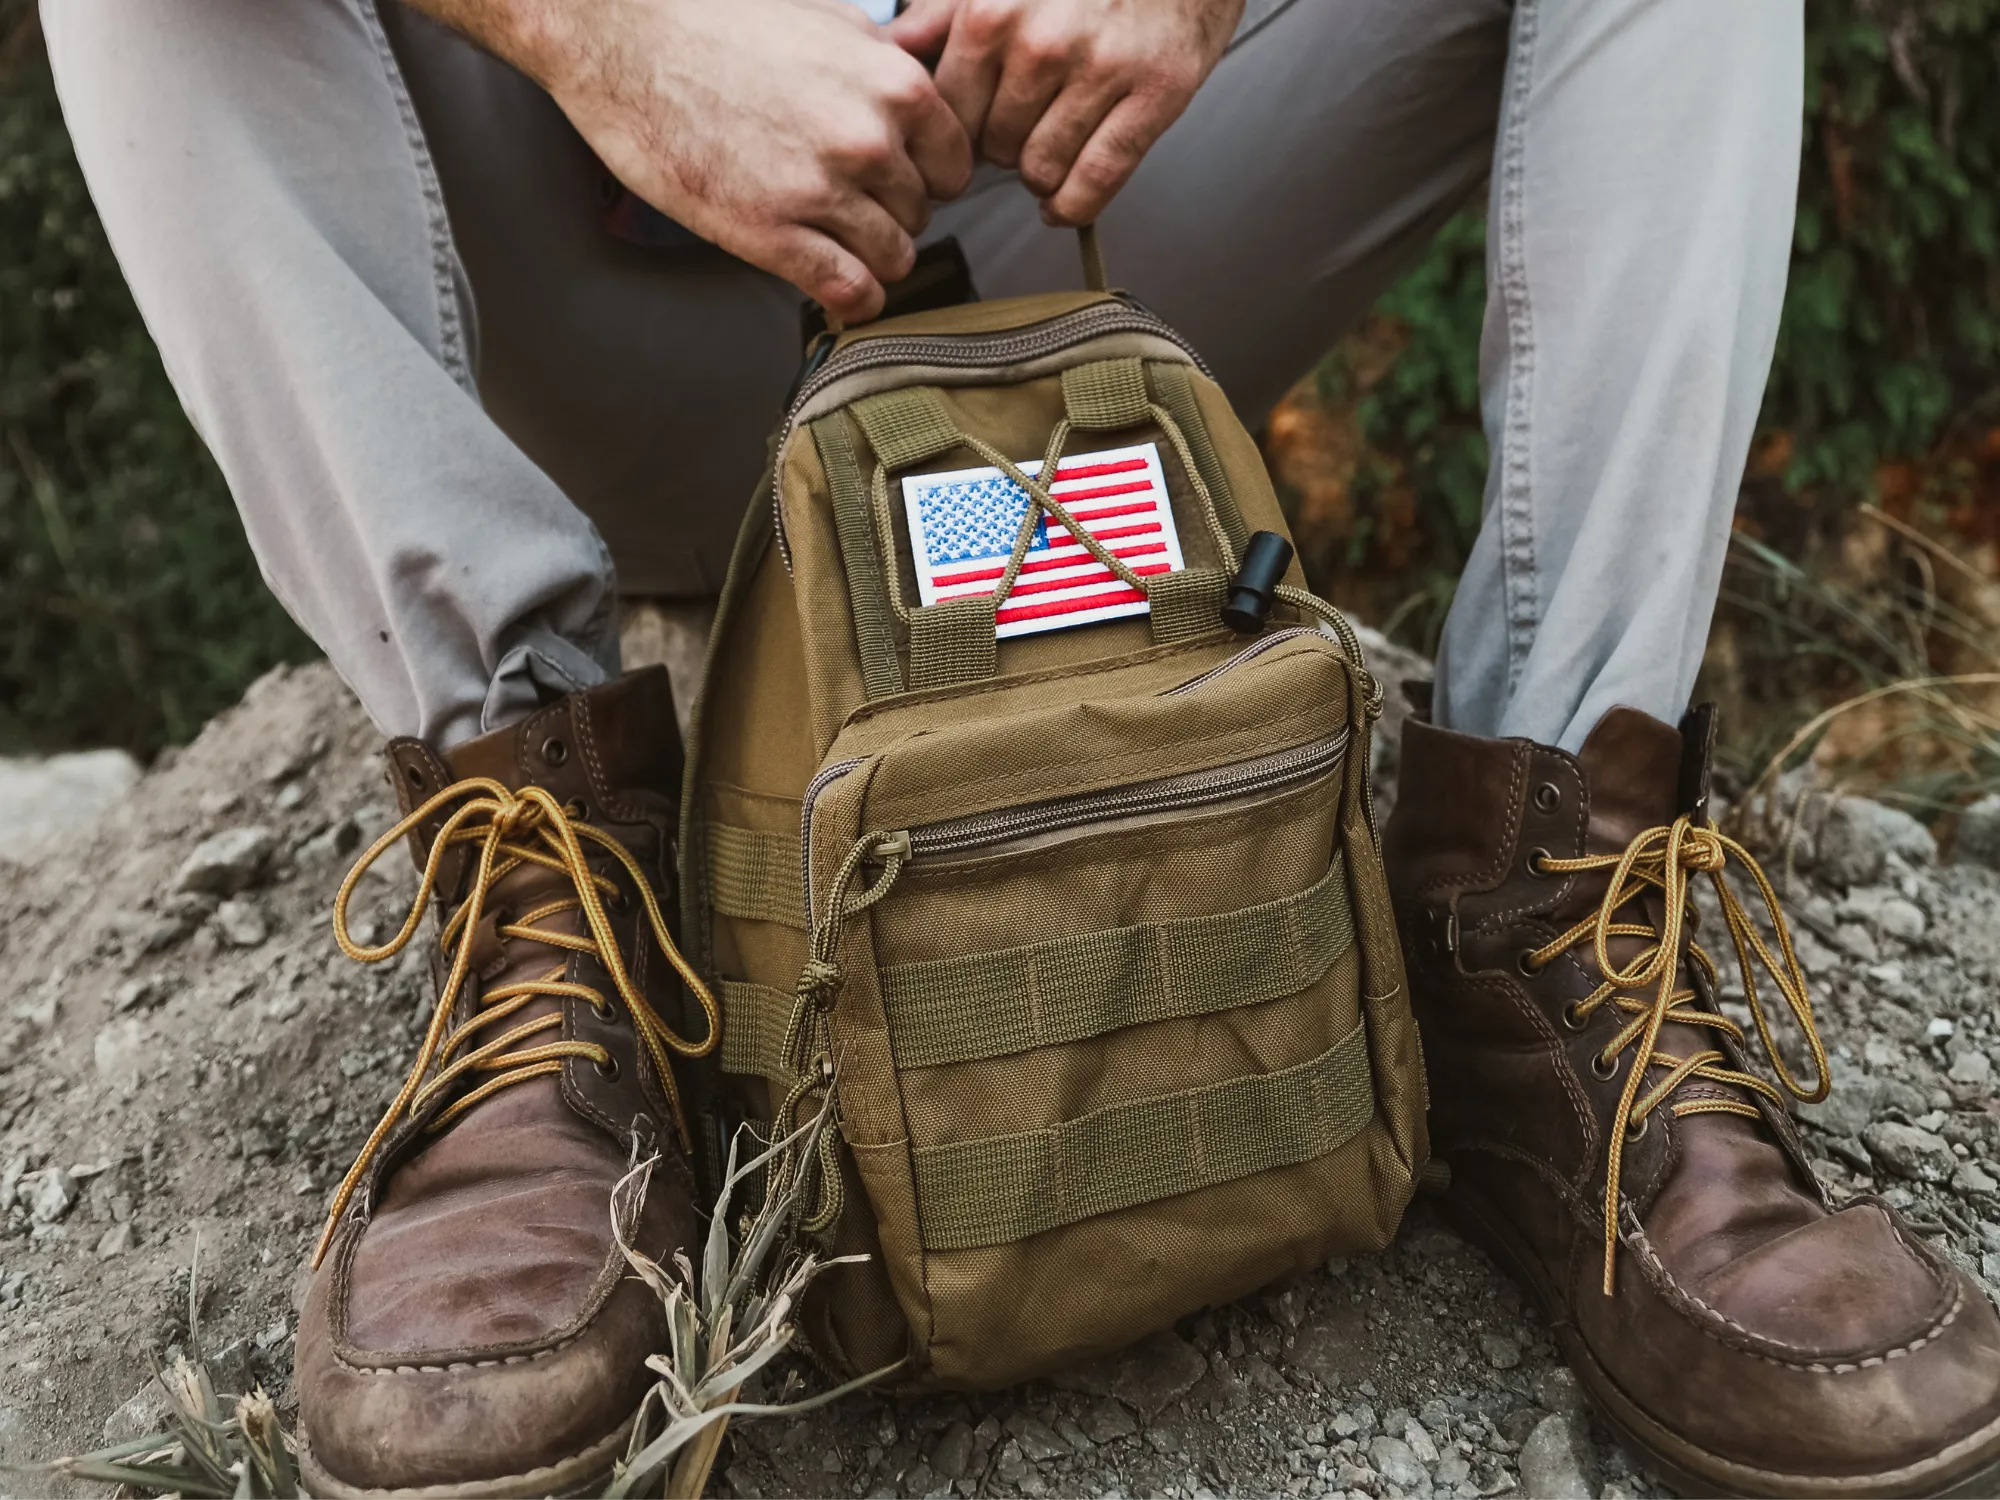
[1159, 627, 1317, 698]
[903, 731, 1348, 862]
[775, 296, 1212, 569]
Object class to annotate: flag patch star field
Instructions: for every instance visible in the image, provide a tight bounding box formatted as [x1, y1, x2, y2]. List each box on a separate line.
[901, 441, 1186, 639]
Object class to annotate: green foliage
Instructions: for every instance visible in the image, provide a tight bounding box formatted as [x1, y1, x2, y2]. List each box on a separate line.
[1323, 0, 2000, 596]
[1773, 0, 2000, 495]
[0, 45, 312, 758]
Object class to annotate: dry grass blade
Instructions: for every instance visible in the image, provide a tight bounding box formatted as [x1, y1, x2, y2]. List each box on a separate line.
[606, 1096, 902, 1499]
[18, 1242, 308, 1498]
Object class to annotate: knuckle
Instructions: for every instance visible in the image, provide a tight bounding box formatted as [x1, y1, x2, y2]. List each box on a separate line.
[960, 0, 1013, 44]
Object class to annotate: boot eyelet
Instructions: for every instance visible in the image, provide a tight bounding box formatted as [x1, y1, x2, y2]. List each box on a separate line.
[1591, 1052, 1620, 1081]
[541, 735, 569, 767]
[593, 1055, 621, 1081]
[405, 763, 426, 788]
[1534, 781, 1562, 813]
[563, 797, 588, 821]
[1517, 949, 1546, 978]
[1627, 1115, 1650, 1142]
[1562, 1000, 1588, 1031]
[1526, 847, 1554, 878]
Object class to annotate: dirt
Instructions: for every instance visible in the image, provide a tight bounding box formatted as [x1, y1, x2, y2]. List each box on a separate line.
[2, 658, 1997, 1500]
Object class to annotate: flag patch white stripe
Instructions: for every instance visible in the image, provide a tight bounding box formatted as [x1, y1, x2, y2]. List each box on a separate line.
[901, 442, 1185, 639]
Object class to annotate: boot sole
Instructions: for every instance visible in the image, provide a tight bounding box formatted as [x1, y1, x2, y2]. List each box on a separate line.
[295, 1411, 636, 1498]
[1440, 1177, 2000, 1499]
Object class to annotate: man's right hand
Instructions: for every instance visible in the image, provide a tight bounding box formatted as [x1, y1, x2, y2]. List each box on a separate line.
[412, 0, 973, 324]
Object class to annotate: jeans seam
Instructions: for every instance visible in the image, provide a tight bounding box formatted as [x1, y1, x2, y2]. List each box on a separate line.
[357, 0, 475, 397]
[1493, 0, 1542, 695]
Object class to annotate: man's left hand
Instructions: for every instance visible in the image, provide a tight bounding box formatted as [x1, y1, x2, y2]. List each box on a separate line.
[886, 0, 1244, 227]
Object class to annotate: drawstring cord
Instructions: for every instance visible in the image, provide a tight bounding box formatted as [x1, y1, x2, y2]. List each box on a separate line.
[768, 830, 910, 1237]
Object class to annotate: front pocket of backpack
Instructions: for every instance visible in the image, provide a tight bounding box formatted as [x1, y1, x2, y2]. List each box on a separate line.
[842, 638, 1384, 1382]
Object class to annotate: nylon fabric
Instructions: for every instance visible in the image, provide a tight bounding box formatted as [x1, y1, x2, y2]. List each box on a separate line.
[706, 823, 805, 929]
[811, 416, 905, 699]
[851, 386, 964, 471]
[1061, 357, 1151, 431]
[1147, 566, 1230, 644]
[911, 1021, 1376, 1251]
[908, 594, 998, 688]
[1151, 362, 1247, 559]
[883, 854, 1353, 1068]
[720, 979, 794, 1082]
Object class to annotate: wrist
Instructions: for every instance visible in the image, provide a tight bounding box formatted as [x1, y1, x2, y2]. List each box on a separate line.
[402, 0, 600, 95]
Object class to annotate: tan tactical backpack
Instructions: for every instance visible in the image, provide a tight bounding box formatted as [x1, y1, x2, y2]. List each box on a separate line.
[679, 235, 1427, 1390]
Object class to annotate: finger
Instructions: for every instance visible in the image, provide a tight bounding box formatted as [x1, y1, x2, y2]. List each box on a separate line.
[809, 191, 919, 300]
[1041, 92, 1172, 226]
[931, 17, 1007, 147]
[980, 34, 1072, 168]
[1016, 77, 1120, 200]
[894, 62, 976, 201]
[856, 141, 934, 238]
[885, 0, 959, 62]
[762, 225, 887, 325]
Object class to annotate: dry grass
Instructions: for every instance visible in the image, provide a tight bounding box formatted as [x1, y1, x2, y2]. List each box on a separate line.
[606, 1100, 900, 1499]
[25, 1240, 304, 1498]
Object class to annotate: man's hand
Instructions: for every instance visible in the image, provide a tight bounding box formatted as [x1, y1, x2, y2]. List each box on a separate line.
[412, 0, 973, 323]
[887, 0, 1243, 227]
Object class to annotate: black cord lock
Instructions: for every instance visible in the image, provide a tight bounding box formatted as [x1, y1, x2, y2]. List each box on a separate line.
[1221, 531, 1295, 633]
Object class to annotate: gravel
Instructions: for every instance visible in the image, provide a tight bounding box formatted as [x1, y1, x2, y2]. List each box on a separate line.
[4, 661, 2000, 1500]
[1955, 794, 2000, 872]
[174, 826, 277, 896]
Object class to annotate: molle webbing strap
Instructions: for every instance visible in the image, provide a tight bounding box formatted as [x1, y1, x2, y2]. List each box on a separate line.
[882, 856, 1353, 1070]
[907, 593, 998, 690]
[1145, 567, 1228, 645]
[720, 980, 794, 1081]
[910, 1021, 1376, 1251]
[810, 415, 906, 699]
[1061, 358, 1151, 431]
[1149, 362, 1247, 559]
[850, 387, 963, 472]
[706, 823, 805, 929]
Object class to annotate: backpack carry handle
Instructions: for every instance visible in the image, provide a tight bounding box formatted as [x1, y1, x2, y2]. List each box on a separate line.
[823, 221, 1106, 333]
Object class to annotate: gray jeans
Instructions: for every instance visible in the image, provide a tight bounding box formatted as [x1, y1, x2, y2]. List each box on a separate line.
[44, 0, 1801, 753]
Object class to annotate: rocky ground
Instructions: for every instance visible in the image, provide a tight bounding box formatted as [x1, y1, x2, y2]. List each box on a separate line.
[1, 652, 1998, 1500]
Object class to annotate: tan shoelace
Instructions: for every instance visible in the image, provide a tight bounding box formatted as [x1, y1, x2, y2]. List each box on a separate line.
[311, 778, 719, 1268]
[1522, 815, 1829, 1294]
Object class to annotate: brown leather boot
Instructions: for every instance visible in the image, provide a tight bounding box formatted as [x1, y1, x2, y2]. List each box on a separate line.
[295, 666, 719, 1497]
[1385, 703, 2000, 1498]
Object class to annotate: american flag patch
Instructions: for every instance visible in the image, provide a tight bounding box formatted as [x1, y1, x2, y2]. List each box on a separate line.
[902, 442, 1185, 639]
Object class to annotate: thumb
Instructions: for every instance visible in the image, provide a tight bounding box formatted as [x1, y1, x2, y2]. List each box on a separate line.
[885, 0, 960, 62]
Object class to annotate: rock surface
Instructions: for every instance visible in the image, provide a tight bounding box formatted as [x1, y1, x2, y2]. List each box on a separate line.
[0, 749, 141, 862]
[3, 660, 2000, 1500]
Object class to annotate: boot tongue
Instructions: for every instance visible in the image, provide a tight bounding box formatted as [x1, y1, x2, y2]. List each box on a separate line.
[1574, 707, 1683, 855]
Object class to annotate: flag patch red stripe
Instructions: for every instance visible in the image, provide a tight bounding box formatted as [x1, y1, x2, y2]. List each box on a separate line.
[932, 536, 1166, 589]
[1051, 458, 1149, 481]
[996, 583, 1150, 625]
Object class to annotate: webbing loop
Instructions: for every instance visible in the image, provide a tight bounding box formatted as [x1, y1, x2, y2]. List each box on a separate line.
[882, 855, 1354, 1069]
[912, 1021, 1376, 1251]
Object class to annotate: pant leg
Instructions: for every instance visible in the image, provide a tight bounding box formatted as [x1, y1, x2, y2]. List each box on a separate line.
[43, 0, 621, 748]
[373, 6, 808, 601]
[932, 0, 1514, 428]
[1430, 0, 1804, 753]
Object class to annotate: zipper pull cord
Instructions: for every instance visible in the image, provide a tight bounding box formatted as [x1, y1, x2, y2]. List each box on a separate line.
[771, 829, 910, 1235]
